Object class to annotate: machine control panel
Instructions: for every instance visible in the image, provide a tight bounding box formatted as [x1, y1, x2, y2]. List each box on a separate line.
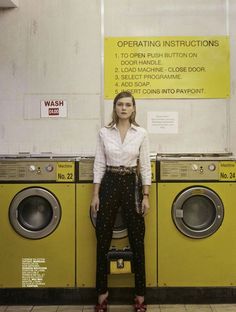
[78, 158, 156, 182]
[0, 160, 75, 182]
[160, 160, 236, 181]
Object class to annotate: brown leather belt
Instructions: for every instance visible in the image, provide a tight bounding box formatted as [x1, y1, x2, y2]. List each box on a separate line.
[106, 165, 137, 175]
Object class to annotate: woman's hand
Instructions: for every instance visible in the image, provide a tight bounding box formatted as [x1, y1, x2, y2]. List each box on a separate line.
[90, 194, 100, 216]
[90, 183, 101, 216]
[141, 196, 150, 216]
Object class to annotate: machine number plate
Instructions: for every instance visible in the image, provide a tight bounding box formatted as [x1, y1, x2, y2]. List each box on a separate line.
[219, 161, 236, 181]
[56, 162, 75, 182]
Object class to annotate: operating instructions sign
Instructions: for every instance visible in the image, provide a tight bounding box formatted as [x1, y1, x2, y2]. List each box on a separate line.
[104, 36, 230, 99]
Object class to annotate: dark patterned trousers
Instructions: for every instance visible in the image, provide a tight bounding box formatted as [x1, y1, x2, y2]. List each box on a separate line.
[95, 171, 146, 296]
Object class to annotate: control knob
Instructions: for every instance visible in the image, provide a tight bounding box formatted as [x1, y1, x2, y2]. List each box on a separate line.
[46, 164, 54, 172]
[191, 164, 198, 171]
[28, 165, 36, 172]
[208, 163, 216, 171]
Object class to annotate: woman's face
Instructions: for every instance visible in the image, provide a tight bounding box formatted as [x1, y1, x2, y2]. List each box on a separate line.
[115, 97, 135, 121]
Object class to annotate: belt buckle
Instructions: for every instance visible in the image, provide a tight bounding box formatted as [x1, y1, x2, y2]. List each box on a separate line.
[119, 166, 126, 175]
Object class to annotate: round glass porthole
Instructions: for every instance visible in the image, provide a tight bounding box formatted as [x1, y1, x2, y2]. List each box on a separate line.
[90, 206, 128, 239]
[9, 187, 61, 239]
[172, 186, 224, 238]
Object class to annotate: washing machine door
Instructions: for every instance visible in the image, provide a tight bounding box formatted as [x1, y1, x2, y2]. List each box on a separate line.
[9, 187, 61, 239]
[172, 186, 224, 238]
[90, 206, 128, 239]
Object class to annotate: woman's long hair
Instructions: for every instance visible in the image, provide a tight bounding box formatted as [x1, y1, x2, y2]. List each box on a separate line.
[107, 91, 139, 127]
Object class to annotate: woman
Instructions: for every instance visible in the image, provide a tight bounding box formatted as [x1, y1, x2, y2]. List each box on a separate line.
[90, 91, 151, 312]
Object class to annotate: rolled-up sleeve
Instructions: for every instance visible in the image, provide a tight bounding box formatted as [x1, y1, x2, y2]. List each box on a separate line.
[139, 130, 151, 186]
[93, 131, 106, 184]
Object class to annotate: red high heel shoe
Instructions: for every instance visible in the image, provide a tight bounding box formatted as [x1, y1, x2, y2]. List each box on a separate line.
[95, 298, 108, 312]
[134, 297, 147, 312]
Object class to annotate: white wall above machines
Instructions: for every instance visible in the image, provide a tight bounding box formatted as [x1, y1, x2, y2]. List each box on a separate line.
[0, 0, 101, 155]
[104, 0, 231, 154]
[0, 0, 18, 7]
[228, 0, 236, 156]
[0, 0, 235, 155]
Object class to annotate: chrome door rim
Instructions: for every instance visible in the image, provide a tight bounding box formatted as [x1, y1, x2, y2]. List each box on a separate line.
[9, 187, 61, 239]
[90, 207, 128, 239]
[172, 186, 224, 238]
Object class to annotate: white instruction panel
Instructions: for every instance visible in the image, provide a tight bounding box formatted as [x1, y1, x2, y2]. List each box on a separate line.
[22, 258, 47, 287]
[147, 111, 178, 134]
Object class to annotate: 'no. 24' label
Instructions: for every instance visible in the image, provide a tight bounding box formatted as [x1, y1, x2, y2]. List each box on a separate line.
[219, 162, 236, 181]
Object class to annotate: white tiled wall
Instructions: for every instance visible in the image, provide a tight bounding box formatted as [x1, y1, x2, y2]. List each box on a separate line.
[104, 0, 231, 154]
[0, 0, 235, 155]
[0, 0, 101, 155]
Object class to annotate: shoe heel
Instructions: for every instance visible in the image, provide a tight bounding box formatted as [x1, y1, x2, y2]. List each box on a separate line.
[134, 298, 147, 312]
[95, 298, 108, 312]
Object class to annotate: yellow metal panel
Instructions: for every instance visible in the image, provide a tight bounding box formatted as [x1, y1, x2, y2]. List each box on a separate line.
[76, 181, 157, 288]
[76, 184, 130, 287]
[0, 184, 75, 288]
[76, 184, 97, 287]
[151, 161, 156, 181]
[158, 182, 236, 286]
[145, 183, 157, 287]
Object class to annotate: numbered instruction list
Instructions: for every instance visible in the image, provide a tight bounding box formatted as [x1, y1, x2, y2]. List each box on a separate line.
[104, 36, 230, 99]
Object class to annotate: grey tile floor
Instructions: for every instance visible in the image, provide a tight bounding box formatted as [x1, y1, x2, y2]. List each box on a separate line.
[1, 305, 236, 312]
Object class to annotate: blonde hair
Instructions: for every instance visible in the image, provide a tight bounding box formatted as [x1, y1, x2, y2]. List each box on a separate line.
[107, 91, 139, 127]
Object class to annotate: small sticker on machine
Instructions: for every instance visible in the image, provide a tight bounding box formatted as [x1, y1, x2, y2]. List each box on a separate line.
[22, 258, 47, 287]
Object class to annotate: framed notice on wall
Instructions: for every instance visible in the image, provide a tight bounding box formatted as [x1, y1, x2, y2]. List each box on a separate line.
[104, 36, 230, 99]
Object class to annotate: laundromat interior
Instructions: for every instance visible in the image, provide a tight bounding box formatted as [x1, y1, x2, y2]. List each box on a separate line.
[2, 0, 236, 310]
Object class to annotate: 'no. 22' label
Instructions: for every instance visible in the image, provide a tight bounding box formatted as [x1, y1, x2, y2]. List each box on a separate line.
[56, 162, 75, 182]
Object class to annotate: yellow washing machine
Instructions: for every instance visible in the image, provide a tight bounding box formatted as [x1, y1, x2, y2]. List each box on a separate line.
[76, 157, 157, 288]
[0, 157, 75, 288]
[157, 157, 236, 286]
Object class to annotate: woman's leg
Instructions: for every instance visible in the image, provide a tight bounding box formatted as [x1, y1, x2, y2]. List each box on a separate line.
[95, 173, 120, 295]
[127, 211, 146, 297]
[121, 175, 146, 297]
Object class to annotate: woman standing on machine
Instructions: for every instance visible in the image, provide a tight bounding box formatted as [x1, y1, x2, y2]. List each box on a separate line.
[90, 91, 151, 312]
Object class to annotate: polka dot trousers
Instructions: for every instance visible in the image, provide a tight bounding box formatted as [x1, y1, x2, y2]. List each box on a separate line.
[95, 171, 146, 296]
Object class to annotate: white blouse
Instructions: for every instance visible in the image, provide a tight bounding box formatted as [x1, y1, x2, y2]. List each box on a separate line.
[93, 124, 151, 185]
